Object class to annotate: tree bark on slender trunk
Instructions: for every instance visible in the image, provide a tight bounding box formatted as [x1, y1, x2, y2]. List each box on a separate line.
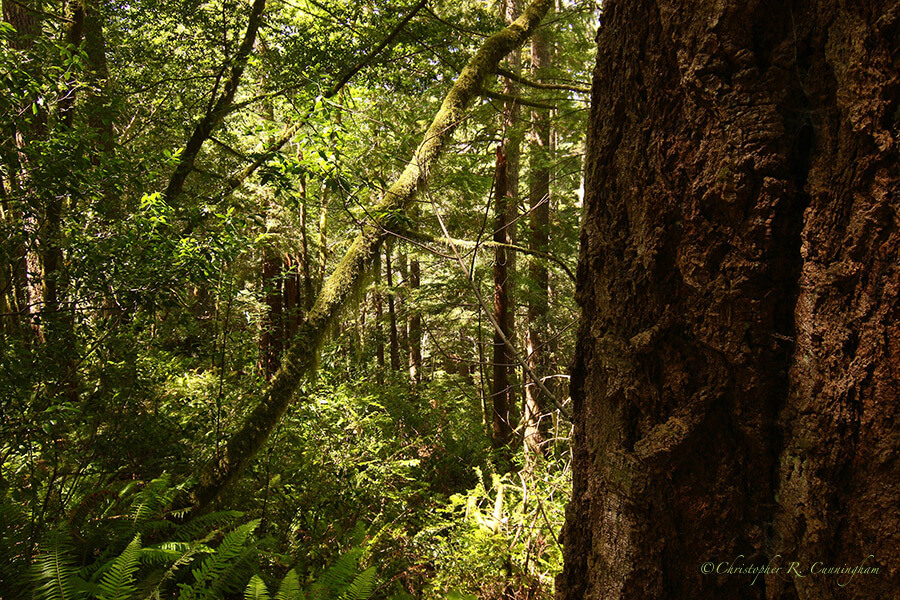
[408, 250, 422, 385]
[373, 250, 385, 384]
[164, 0, 267, 202]
[524, 12, 552, 457]
[259, 248, 283, 380]
[386, 244, 401, 371]
[558, 1, 900, 599]
[491, 145, 515, 454]
[490, 0, 523, 459]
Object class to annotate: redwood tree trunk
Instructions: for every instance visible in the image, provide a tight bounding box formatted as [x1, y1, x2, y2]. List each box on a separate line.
[558, 1, 899, 599]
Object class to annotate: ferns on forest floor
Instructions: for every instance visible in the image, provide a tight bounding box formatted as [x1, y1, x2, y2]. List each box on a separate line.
[16, 474, 383, 600]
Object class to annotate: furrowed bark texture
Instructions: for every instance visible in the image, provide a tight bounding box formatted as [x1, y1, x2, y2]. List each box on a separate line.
[190, 0, 555, 513]
[558, 1, 899, 599]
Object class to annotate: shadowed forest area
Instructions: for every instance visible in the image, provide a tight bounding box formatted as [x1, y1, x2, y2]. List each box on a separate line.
[3, 0, 898, 599]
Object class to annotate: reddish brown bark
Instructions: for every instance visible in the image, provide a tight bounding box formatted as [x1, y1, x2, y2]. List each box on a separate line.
[559, 1, 900, 599]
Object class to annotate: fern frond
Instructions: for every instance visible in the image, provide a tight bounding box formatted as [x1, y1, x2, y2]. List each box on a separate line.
[139, 541, 194, 565]
[339, 567, 375, 600]
[179, 519, 260, 600]
[130, 475, 172, 529]
[31, 530, 87, 600]
[172, 510, 243, 542]
[143, 531, 216, 600]
[97, 534, 142, 600]
[275, 569, 302, 600]
[243, 575, 270, 600]
[310, 548, 361, 597]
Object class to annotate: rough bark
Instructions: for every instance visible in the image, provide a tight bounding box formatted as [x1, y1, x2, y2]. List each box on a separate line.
[490, 0, 524, 458]
[259, 249, 283, 380]
[373, 250, 385, 384]
[558, 1, 900, 599]
[524, 13, 552, 457]
[188, 0, 555, 513]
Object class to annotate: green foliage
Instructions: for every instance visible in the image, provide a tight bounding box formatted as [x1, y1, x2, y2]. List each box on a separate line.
[274, 569, 302, 600]
[1, 0, 590, 599]
[178, 519, 261, 600]
[96, 535, 142, 600]
[244, 575, 271, 600]
[31, 531, 87, 600]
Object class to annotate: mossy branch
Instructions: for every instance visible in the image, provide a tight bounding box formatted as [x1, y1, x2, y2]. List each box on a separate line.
[188, 0, 555, 514]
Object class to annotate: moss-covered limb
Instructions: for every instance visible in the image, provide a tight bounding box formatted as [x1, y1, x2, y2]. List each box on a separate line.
[163, 0, 267, 202]
[188, 0, 554, 514]
[222, 0, 429, 198]
[398, 229, 576, 282]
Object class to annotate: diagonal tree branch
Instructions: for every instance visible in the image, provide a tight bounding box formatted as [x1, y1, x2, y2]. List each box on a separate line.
[163, 0, 267, 201]
[188, 0, 555, 515]
[222, 0, 429, 197]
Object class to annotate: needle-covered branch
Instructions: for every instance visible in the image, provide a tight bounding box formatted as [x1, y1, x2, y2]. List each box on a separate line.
[188, 0, 555, 514]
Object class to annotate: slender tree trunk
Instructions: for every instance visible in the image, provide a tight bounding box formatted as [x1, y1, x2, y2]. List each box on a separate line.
[298, 171, 314, 312]
[386, 244, 401, 371]
[259, 249, 283, 380]
[188, 0, 555, 513]
[491, 146, 515, 454]
[490, 0, 524, 459]
[3, 0, 43, 339]
[317, 189, 328, 292]
[164, 0, 267, 201]
[373, 250, 385, 384]
[523, 14, 552, 457]
[558, 1, 900, 599]
[408, 250, 422, 385]
[397, 251, 409, 361]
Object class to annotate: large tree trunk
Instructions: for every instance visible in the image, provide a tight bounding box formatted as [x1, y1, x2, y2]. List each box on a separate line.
[558, 1, 899, 599]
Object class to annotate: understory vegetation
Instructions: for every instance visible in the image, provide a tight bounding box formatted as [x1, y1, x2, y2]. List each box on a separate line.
[1, 0, 595, 598]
